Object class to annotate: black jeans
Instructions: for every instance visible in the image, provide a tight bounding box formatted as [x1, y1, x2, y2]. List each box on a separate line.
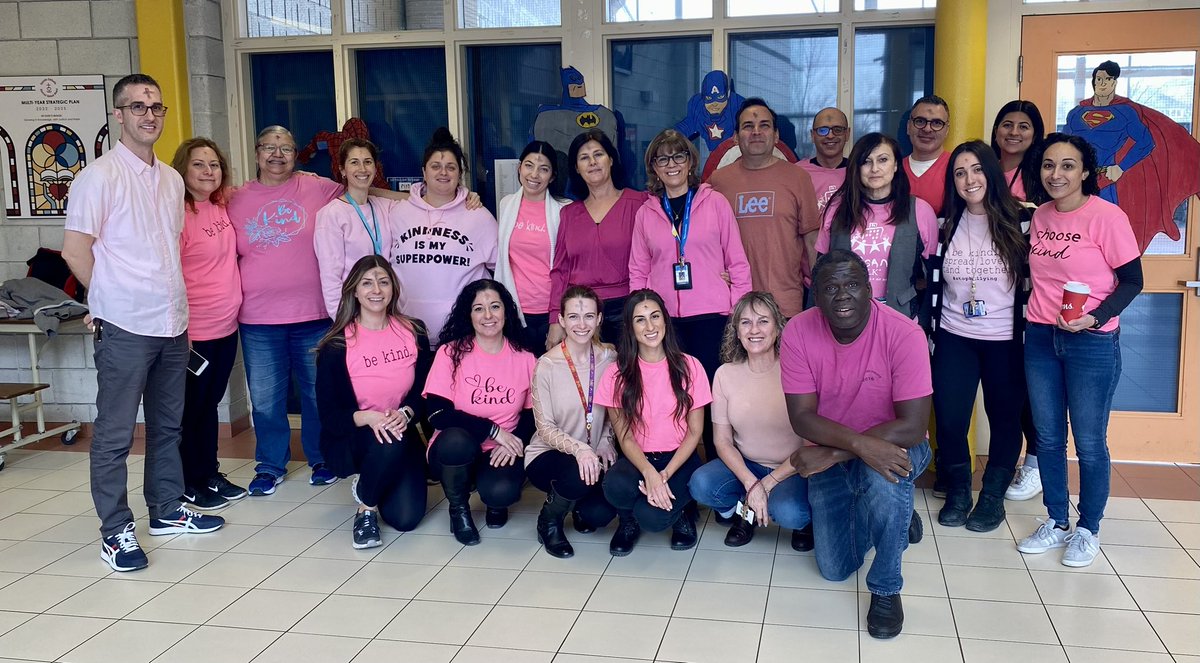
[603, 451, 702, 532]
[180, 331, 239, 488]
[599, 295, 626, 347]
[430, 428, 526, 508]
[521, 312, 550, 355]
[349, 427, 428, 531]
[673, 313, 725, 460]
[526, 450, 617, 527]
[931, 328, 1025, 471]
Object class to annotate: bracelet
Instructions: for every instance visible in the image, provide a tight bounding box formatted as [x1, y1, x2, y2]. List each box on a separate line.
[490, 423, 500, 439]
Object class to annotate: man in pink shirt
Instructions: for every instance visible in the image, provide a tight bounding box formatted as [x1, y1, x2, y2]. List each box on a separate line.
[64, 74, 224, 573]
[798, 107, 850, 216]
[780, 249, 932, 640]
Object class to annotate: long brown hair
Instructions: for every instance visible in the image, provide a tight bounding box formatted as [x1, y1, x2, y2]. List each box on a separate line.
[828, 132, 911, 235]
[942, 141, 1028, 287]
[171, 137, 231, 212]
[318, 255, 423, 350]
[616, 289, 693, 436]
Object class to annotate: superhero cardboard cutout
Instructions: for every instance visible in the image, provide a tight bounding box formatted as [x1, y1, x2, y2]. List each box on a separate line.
[675, 71, 746, 152]
[298, 117, 388, 189]
[531, 66, 624, 187]
[1065, 60, 1200, 253]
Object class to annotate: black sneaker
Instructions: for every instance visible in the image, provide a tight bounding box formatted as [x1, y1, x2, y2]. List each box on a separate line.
[908, 510, 924, 544]
[149, 505, 225, 535]
[207, 473, 248, 501]
[352, 510, 382, 549]
[100, 522, 148, 572]
[183, 486, 230, 511]
[866, 593, 905, 639]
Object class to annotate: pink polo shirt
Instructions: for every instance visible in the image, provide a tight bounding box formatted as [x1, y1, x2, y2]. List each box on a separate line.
[65, 142, 188, 337]
[180, 200, 242, 341]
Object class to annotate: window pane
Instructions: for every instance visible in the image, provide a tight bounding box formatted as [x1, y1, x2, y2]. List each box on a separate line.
[607, 0, 711, 22]
[356, 48, 449, 184]
[464, 43, 562, 211]
[854, 0, 934, 8]
[729, 0, 838, 17]
[853, 26, 934, 148]
[250, 51, 337, 179]
[1112, 293, 1182, 413]
[729, 30, 839, 158]
[244, 0, 332, 37]
[459, 0, 560, 28]
[1053, 51, 1195, 255]
[611, 36, 712, 191]
[346, 0, 444, 31]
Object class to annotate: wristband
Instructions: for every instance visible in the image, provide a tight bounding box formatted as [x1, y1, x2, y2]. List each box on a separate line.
[490, 423, 500, 439]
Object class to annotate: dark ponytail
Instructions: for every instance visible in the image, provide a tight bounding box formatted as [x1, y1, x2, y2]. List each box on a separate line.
[422, 127, 468, 173]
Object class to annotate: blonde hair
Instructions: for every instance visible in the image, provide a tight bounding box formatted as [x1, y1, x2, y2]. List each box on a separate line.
[719, 291, 786, 364]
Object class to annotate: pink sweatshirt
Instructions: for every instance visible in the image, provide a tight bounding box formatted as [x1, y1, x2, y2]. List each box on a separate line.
[388, 184, 498, 342]
[314, 195, 399, 318]
[628, 183, 752, 318]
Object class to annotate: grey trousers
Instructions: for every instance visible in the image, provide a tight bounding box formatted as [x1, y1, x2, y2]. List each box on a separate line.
[90, 319, 188, 537]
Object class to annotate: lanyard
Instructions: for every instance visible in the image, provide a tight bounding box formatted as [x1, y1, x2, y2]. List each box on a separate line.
[346, 194, 382, 255]
[660, 188, 694, 264]
[561, 341, 596, 445]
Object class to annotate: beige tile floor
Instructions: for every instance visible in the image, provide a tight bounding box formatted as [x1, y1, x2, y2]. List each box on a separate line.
[0, 449, 1198, 662]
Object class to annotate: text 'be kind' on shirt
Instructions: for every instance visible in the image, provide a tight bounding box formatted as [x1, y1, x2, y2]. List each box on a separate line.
[423, 338, 536, 452]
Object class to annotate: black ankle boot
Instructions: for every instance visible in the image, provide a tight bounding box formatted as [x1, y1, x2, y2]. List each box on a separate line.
[966, 465, 1015, 532]
[485, 507, 508, 529]
[790, 523, 814, 552]
[866, 593, 905, 639]
[908, 510, 923, 544]
[537, 491, 575, 559]
[937, 462, 974, 528]
[724, 514, 755, 547]
[572, 508, 596, 534]
[441, 463, 480, 546]
[609, 512, 640, 556]
[670, 504, 699, 551]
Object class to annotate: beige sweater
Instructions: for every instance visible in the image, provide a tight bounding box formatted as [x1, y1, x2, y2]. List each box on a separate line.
[525, 344, 617, 466]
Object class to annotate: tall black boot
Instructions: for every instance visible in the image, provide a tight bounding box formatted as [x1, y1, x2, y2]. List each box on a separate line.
[441, 463, 480, 546]
[537, 489, 575, 559]
[937, 462, 974, 528]
[966, 465, 1015, 532]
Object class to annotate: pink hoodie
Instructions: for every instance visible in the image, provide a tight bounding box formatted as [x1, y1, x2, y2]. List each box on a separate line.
[629, 183, 752, 318]
[314, 195, 399, 318]
[388, 183, 498, 342]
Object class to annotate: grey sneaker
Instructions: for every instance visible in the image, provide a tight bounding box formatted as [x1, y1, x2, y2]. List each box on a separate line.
[1016, 519, 1071, 554]
[1061, 528, 1100, 568]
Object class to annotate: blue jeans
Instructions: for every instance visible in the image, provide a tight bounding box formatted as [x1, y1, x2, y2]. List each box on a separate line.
[1024, 323, 1121, 534]
[807, 440, 931, 596]
[240, 319, 329, 477]
[688, 457, 811, 530]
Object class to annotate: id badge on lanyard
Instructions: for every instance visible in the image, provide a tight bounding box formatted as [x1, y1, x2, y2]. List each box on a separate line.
[663, 189, 694, 291]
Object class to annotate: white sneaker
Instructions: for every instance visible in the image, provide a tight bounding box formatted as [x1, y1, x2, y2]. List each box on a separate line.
[1062, 529, 1100, 568]
[1006, 465, 1043, 501]
[1016, 519, 1071, 554]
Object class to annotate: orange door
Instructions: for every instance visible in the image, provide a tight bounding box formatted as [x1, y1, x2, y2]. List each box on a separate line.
[1021, 10, 1200, 462]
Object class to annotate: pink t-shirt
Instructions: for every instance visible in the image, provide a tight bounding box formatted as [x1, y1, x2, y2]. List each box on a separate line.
[228, 175, 344, 325]
[1027, 196, 1140, 332]
[780, 300, 932, 434]
[509, 197, 552, 315]
[815, 198, 938, 299]
[798, 159, 847, 214]
[345, 320, 420, 412]
[1004, 167, 1027, 201]
[180, 201, 242, 341]
[712, 360, 806, 468]
[940, 211, 1016, 341]
[423, 339, 536, 452]
[595, 354, 712, 453]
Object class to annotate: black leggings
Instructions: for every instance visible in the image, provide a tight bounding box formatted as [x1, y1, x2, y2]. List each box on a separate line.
[526, 450, 617, 528]
[349, 428, 428, 531]
[180, 331, 239, 488]
[429, 427, 526, 508]
[603, 451, 702, 532]
[673, 313, 725, 460]
[931, 328, 1025, 471]
[521, 313, 550, 356]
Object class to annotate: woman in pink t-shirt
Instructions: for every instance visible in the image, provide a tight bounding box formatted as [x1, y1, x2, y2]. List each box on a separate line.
[495, 141, 568, 352]
[423, 279, 537, 546]
[1016, 134, 1142, 569]
[815, 133, 937, 320]
[687, 292, 813, 551]
[315, 256, 433, 549]
[170, 138, 247, 510]
[597, 289, 712, 556]
[927, 141, 1031, 532]
[990, 100, 1048, 205]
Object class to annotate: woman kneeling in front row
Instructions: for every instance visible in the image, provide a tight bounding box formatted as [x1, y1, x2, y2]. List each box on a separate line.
[316, 255, 433, 549]
[598, 289, 711, 556]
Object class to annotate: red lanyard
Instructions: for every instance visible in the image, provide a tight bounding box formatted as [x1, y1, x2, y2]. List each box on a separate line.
[561, 341, 595, 445]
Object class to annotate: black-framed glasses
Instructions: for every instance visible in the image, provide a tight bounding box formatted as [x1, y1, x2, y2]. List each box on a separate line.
[115, 102, 168, 117]
[652, 152, 689, 168]
[813, 126, 848, 137]
[256, 144, 297, 156]
[910, 117, 947, 131]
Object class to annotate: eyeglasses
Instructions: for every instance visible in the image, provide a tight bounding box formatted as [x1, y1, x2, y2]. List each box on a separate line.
[910, 117, 948, 131]
[813, 126, 848, 137]
[115, 102, 168, 117]
[652, 152, 689, 168]
[256, 144, 297, 156]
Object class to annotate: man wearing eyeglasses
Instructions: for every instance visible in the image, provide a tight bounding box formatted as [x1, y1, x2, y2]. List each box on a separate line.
[799, 107, 851, 217]
[903, 96, 952, 216]
[709, 98, 820, 318]
[63, 74, 224, 573]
